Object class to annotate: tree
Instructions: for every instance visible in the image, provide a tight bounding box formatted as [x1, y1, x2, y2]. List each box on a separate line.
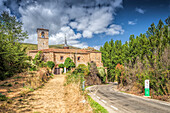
[0, 11, 28, 80]
[100, 18, 170, 97]
[47, 61, 55, 70]
[0, 11, 28, 41]
[165, 16, 170, 25]
[33, 51, 44, 66]
[64, 57, 75, 70]
[86, 62, 102, 86]
[58, 64, 64, 68]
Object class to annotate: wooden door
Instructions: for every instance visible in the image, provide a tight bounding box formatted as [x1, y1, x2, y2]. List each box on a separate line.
[54, 68, 60, 75]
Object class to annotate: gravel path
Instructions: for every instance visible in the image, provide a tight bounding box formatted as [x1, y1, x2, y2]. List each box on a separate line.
[10, 74, 92, 113]
[29, 75, 66, 113]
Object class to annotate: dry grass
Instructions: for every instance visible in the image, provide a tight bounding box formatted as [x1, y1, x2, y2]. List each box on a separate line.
[65, 83, 92, 113]
[0, 74, 92, 112]
[0, 68, 51, 112]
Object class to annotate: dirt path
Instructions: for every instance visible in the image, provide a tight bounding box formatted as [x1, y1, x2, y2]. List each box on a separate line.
[8, 74, 92, 113]
[29, 75, 66, 113]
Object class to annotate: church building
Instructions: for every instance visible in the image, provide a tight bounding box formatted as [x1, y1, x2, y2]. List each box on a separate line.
[28, 28, 103, 69]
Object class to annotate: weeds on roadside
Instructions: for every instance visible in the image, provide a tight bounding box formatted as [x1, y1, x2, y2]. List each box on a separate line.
[66, 73, 84, 85]
[13, 76, 22, 79]
[86, 95, 108, 113]
[7, 84, 12, 87]
[14, 82, 19, 84]
[29, 88, 34, 92]
[65, 65, 109, 113]
[0, 93, 8, 101]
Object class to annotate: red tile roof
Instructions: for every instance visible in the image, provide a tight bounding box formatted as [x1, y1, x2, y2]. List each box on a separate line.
[37, 28, 49, 31]
[29, 48, 101, 54]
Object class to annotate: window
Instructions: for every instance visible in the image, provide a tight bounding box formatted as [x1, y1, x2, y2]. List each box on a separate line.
[60, 56, 63, 60]
[41, 32, 45, 38]
[77, 57, 80, 61]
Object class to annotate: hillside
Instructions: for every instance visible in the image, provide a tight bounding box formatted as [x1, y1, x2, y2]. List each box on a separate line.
[21, 43, 100, 52]
[50, 44, 80, 49]
[21, 43, 80, 51]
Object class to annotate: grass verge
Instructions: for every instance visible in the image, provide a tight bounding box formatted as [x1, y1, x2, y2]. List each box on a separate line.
[86, 95, 108, 113]
[65, 65, 109, 113]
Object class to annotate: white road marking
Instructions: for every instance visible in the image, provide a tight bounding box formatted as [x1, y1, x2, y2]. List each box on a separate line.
[111, 105, 118, 110]
[116, 91, 170, 106]
[97, 96, 100, 99]
[101, 99, 107, 103]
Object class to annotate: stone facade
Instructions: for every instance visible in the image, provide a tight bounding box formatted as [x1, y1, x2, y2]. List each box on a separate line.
[37, 28, 49, 50]
[28, 49, 103, 67]
[28, 28, 103, 67]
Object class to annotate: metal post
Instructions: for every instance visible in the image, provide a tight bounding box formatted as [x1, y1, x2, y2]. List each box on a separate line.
[82, 81, 85, 91]
[145, 80, 150, 97]
[64, 67, 66, 73]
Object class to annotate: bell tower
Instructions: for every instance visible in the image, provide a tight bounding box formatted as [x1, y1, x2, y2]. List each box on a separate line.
[37, 28, 49, 50]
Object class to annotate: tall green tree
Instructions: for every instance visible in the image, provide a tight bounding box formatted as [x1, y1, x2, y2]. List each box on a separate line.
[100, 18, 170, 96]
[0, 11, 28, 80]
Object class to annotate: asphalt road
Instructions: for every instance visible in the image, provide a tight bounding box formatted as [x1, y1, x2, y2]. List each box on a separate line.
[88, 84, 170, 113]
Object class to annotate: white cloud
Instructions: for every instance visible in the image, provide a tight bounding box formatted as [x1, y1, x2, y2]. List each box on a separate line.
[83, 30, 93, 38]
[49, 26, 82, 44]
[106, 24, 124, 35]
[1, 0, 124, 48]
[135, 8, 145, 14]
[69, 22, 78, 29]
[128, 21, 136, 25]
[93, 45, 102, 50]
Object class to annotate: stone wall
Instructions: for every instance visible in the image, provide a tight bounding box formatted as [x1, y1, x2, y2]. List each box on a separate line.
[76, 53, 90, 66]
[28, 51, 103, 67]
[38, 38, 49, 50]
[54, 53, 74, 64]
[90, 52, 103, 67]
[54, 53, 90, 66]
[28, 52, 37, 59]
[43, 53, 50, 62]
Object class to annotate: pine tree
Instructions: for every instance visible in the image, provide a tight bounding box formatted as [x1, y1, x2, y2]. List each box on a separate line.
[0, 11, 28, 80]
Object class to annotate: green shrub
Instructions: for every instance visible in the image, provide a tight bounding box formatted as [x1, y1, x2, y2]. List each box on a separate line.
[33, 51, 44, 66]
[78, 64, 87, 69]
[7, 84, 12, 87]
[64, 57, 75, 70]
[66, 73, 84, 85]
[73, 64, 89, 76]
[47, 61, 55, 70]
[29, 65, 37, 71]
[15, 82, 19, 84]
[29, 88, 34, 92]
[39, 61, 46, 67]
[97, 67, 106, 82]
[59, 64, 64, 68]
[0, 93, 8, 101]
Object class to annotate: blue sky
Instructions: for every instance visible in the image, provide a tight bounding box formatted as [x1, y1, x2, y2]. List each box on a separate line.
[79, 0, 170, 48]
[0, 0, 169, 49]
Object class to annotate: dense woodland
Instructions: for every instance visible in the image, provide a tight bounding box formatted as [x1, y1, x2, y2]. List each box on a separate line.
[100, 17, 170, 96]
